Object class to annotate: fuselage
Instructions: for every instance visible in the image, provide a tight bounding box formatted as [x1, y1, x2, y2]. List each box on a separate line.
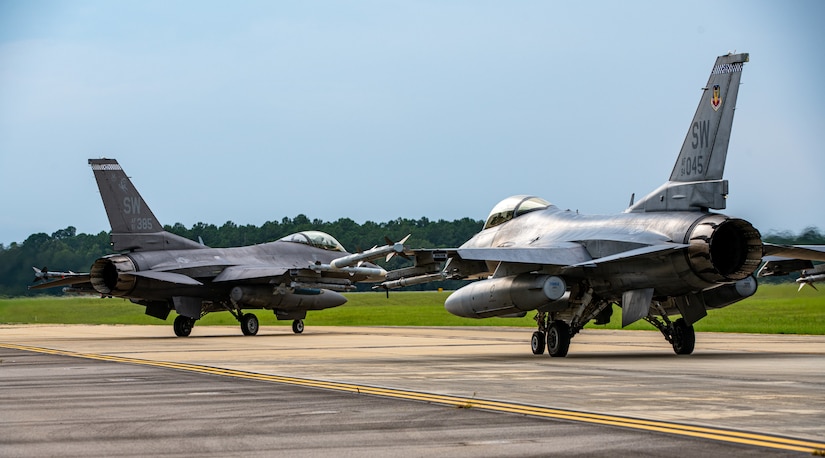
[90, 240, 383, 303]
[459, 204, 762, 299]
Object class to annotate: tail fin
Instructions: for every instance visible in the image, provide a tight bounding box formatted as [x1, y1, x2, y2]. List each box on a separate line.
[89, 158, 203, 251]
[671, 52, 749, 182]
[628, 52, 749, 213]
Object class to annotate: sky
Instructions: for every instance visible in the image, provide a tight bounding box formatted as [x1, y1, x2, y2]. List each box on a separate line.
[1, 0, 823, 246]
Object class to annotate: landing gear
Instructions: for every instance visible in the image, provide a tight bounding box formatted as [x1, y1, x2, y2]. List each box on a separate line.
[531, 331, 546, 355]
[292, 319, 304, 334]
[240, 313, 259, 336]
[173, 315, 195, 337]
[546, 321, 571, 357]
[645, 314, 696, 355]
[533, 312, 572, 357]
[671, 318, 695, 355]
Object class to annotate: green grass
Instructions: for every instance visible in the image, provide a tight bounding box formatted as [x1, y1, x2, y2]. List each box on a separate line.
[0, 283, 823, 334]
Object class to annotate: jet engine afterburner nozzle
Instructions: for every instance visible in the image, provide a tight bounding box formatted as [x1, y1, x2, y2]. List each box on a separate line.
[686, 215, 762, 283]
[90, 255, 137, 296]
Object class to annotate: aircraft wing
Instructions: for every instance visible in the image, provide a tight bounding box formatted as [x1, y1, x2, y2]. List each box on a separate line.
[212, 266, 290, 283]
[458, 242, 688, 269]
[762, 244, 825, 262]
[457, 242, 592, 266]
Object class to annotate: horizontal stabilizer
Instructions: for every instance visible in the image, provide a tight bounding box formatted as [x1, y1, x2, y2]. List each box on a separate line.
[28, 275, 92, 290]
[212, 266, 289, 283]
[762, 244, 825, 263]
[128, 271, 203, 285]
[567, 243, 689, 269]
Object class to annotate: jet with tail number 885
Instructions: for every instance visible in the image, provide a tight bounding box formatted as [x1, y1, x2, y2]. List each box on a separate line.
[378, 53, 825, 357]
[31, 159, 409, 337]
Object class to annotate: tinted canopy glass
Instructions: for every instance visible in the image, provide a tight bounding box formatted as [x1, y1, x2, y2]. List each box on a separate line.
[483, 195, 551, 230]
[279, 230, 346, 252]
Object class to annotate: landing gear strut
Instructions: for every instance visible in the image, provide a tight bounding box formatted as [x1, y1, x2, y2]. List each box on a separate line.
[223, 301, 260, 336]
[173, 315, 195, 337]
[645, 315, 695, 355]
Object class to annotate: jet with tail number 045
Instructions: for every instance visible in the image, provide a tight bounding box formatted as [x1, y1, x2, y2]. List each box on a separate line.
[31, 158, 409, 337]
[378, 52, 825, 357]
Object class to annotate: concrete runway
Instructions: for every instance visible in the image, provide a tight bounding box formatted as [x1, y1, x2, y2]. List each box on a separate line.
[1, 324, 824, 456]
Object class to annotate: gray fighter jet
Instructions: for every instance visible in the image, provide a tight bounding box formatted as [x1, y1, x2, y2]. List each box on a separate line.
[378, 52, 825, 356]
[31, 158, 406, 336]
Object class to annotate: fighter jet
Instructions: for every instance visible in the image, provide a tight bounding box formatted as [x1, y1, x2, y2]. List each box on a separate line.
[31, 158, 406, 337]
[378, 52, 825, 356]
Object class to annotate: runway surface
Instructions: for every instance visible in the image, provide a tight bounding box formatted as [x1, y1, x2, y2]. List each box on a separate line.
[1, 324, 824, 456]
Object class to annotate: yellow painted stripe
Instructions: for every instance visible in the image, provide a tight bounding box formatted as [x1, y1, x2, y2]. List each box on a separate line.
[3, 343, 824, 453]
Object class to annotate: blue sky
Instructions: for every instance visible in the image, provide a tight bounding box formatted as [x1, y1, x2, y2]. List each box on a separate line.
[1, 0, 823, 246]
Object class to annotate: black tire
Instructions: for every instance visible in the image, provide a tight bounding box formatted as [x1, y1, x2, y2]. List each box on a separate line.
[531, 331, 546, 355]
[546, 321, 571, 357]
[671, 318, 695, 355]
[173, 315, 193, 337]
[292, 319, 304, 334]
[240, 313, 259, 336]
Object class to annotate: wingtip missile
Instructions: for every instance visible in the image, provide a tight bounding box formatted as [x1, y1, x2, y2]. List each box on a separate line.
[330, 235, 411, 269]
[796, 273, 824, 291]
[385, 234, 411, 262]
[309, 262, 388, 279]
[32, 266, 79, 283]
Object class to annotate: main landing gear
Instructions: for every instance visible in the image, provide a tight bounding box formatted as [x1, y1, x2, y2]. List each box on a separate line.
[225, 307, 308, 336]
[173, 315, 195, 337]
[240, 313, 259, 336]
[530, 300, 697, 357]
[174, 307, 309, 337]
[532, 312, 572, 357]
[645, 315, 695, 355]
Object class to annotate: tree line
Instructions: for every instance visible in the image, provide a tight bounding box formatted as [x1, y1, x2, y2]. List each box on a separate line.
[0, 216, 483, 297]
[1, 219, 822, 297]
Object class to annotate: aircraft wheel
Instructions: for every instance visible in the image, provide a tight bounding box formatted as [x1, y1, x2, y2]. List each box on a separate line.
[546, 321, 570, 357]
[292, 319, 304, 334]
[240, 313, 259, 336]
[671, 318, 695, 355]
[531, 331, 546, 355]
[173, 315, 194, 337]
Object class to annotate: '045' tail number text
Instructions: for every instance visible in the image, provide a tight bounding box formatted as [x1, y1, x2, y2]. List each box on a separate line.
[680, 155, 704, 177]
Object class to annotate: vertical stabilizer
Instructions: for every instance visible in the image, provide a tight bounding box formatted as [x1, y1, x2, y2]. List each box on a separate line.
[671, 52, 748, 182]
[89, 159, 204, 251]
[627, 53, 748, 213]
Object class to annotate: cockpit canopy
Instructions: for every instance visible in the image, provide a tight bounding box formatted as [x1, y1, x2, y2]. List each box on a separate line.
[483, 195, 551, 230]
[279, 230, 347, 252]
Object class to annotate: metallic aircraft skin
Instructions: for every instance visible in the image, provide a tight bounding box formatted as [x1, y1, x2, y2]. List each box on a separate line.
[31, 159, 401, 337]
[379, 52, 825, 357]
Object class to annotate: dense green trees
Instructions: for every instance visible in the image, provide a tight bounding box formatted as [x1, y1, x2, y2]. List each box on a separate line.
[0, 216, 484, 297]
[1, 219, 821, 297]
